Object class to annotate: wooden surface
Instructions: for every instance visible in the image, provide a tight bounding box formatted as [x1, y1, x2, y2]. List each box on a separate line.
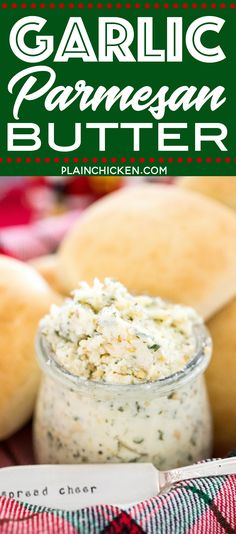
[0, 423, 35, 467]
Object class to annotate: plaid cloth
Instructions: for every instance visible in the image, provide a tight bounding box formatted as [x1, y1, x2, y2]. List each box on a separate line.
[0, 178, 235, 532]
[0, 210, 83, 261]
[0, 456, 236, 534]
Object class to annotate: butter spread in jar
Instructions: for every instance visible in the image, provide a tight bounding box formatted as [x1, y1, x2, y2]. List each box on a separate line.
[34, 278, 212, 469]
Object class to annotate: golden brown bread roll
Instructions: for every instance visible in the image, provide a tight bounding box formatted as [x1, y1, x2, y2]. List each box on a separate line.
[206, 298, 236, 455]
[178, 177, 236, 211]
[177, 177, 236, 453]
[57, 184, 236, 320]
[29, 254, 66, 295]
[0, 256, 60, 440]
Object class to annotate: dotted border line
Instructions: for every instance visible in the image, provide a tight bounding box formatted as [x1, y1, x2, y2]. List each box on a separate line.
[2, 3, 233, 161]
[0, 156, 233, 163]
[1, 2, 236, 6]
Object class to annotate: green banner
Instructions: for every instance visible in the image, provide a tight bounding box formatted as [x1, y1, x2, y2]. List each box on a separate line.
[0, 4, 235, 176]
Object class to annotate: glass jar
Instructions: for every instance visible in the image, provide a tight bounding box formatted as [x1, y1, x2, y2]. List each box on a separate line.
[34, 324, 212, 469]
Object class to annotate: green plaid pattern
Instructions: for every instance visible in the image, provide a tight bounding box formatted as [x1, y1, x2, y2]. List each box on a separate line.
[0, 456, 235, 533]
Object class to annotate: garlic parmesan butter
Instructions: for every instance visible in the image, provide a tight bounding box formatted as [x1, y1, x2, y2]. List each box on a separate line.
[34, 279, 212, 469]
[40, 278, 202, 384]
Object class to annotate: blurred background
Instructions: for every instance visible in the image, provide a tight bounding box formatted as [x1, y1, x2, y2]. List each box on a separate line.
[0, 176, 173, 260]
[1, 175, 236, 469]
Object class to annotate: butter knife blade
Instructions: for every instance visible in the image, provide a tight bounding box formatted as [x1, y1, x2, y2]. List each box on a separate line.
[0, 464, 158, 509]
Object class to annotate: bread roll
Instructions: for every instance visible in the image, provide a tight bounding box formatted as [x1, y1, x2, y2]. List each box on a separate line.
[57, 184, 236, 320]
[178, 177, 236, 212]
[0, 256, 60, 440]
[206, 298, 236, 455]
[29, 254, 66, 295]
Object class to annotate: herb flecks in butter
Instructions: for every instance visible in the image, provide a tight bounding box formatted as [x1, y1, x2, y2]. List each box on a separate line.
[41, 278, 202, 384]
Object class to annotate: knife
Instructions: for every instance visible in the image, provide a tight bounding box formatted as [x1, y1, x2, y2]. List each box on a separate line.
[0, 458, 235, 510]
